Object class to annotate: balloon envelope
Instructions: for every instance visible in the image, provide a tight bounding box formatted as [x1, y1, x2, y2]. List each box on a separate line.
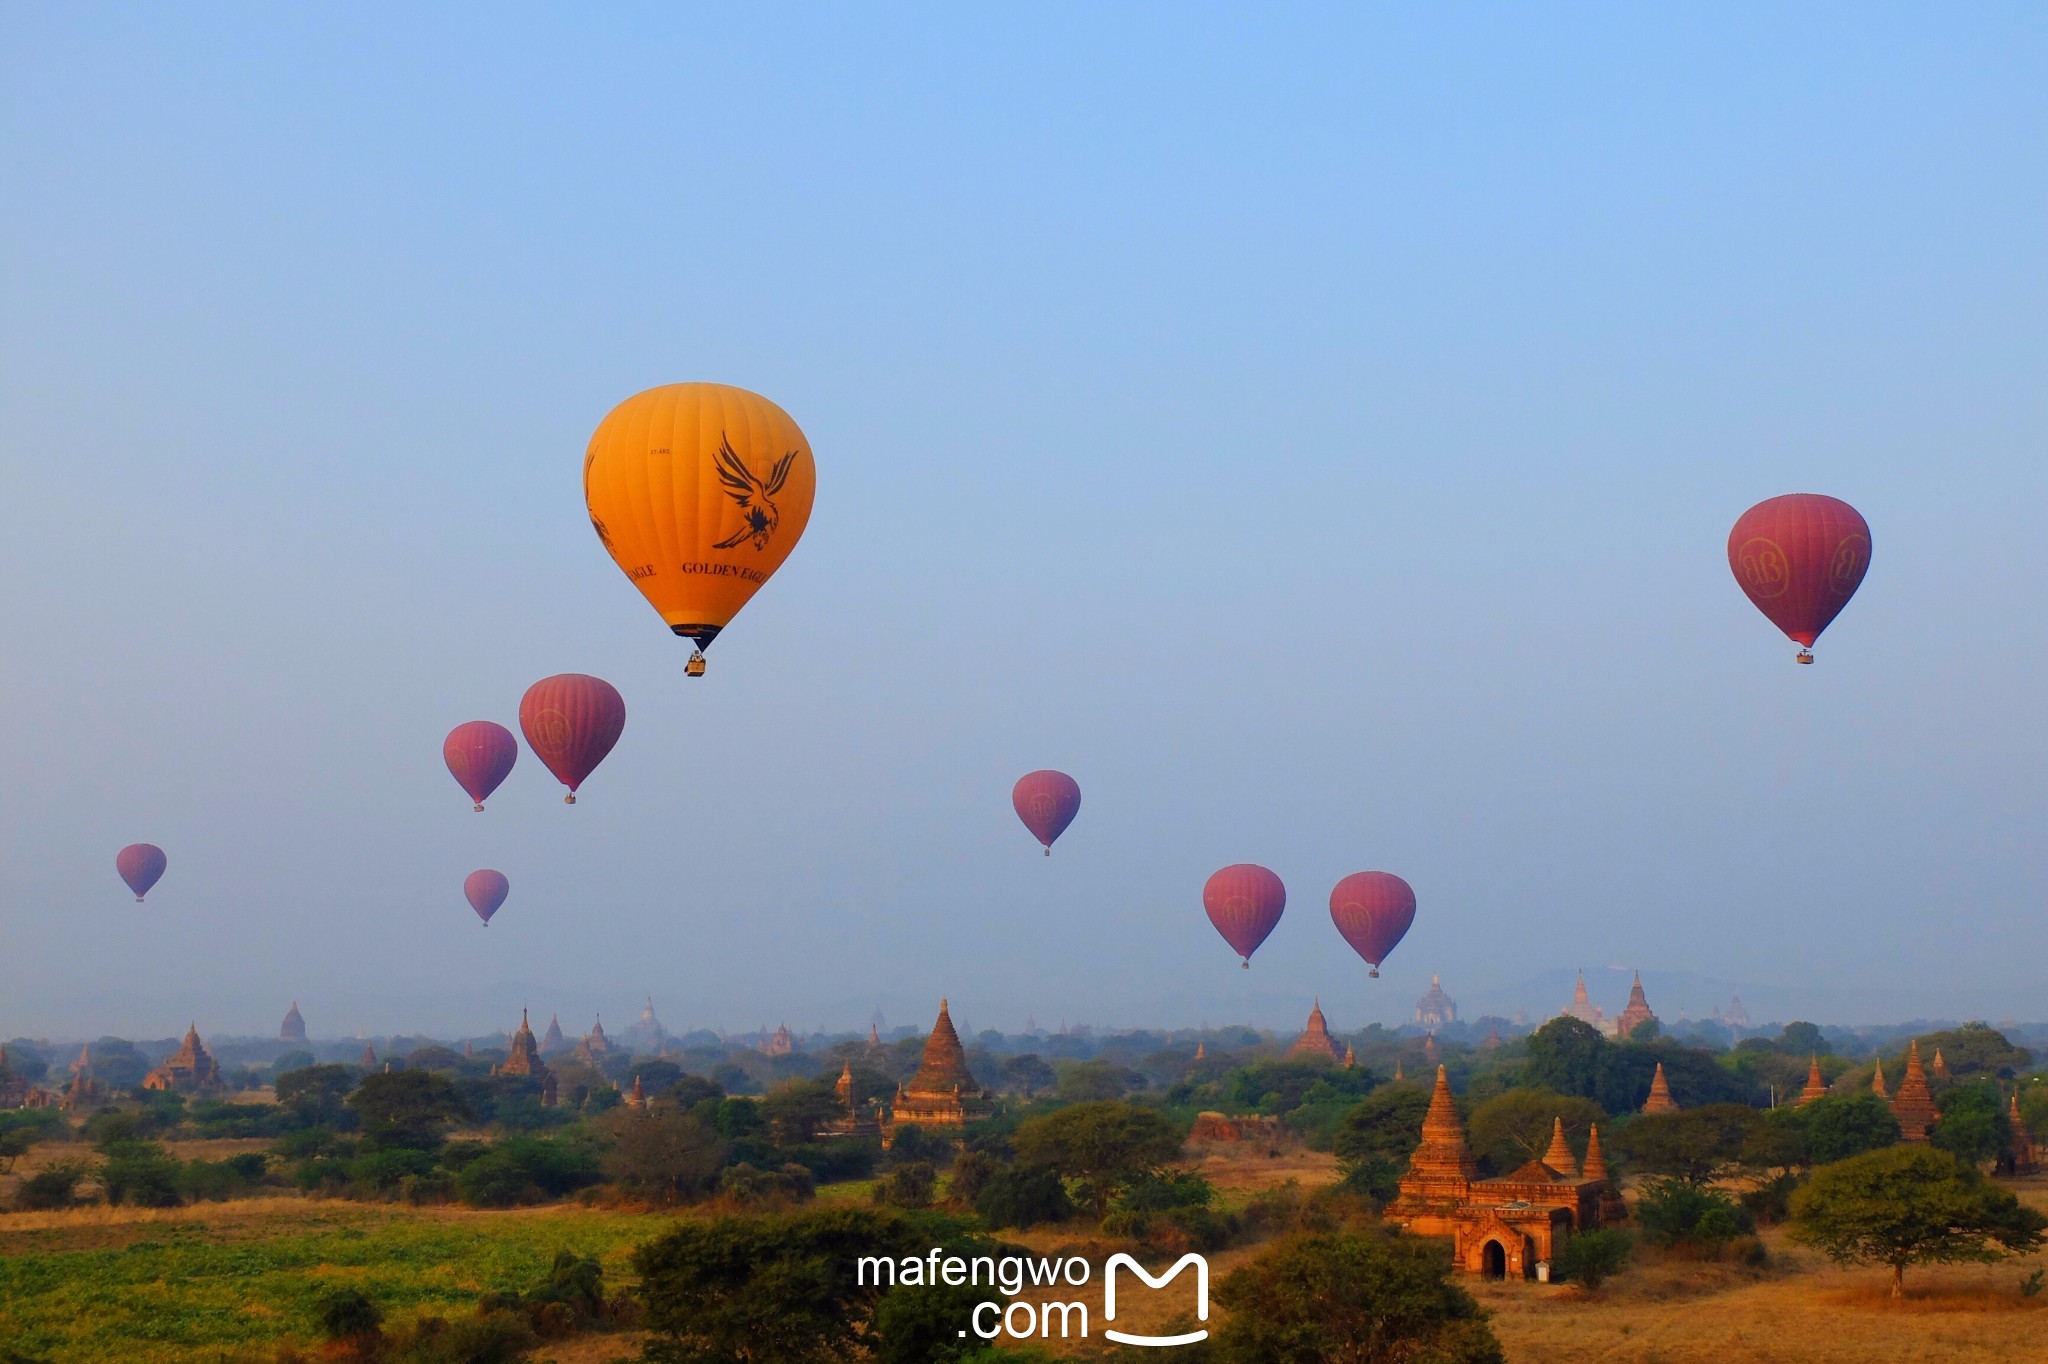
[518, 675, 625, 802]
[116, 843, 167, 902]
[465, 869, 509, 925]
[1329, 871, 1417, 976]
[1012, 770, 1081, 854]
[1203, 863, 1285, 965]
[584, 383, 817, 656]
[443, 720, 518, 811]
[1727, 494, 1871, 653]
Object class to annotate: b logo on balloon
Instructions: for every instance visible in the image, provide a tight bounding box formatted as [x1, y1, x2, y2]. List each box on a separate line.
[527, 709, 572, 756]
[1828, 535, 1869, 596]
[1735, 538, 1790, 598]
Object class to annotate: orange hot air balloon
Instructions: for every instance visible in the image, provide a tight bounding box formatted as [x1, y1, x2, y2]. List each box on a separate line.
[584, 383, 817, 676]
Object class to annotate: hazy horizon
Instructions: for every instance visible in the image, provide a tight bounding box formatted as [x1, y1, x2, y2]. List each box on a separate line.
[6, 8, 2047, 1039]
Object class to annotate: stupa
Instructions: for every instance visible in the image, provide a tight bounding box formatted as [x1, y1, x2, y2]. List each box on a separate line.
[493, 1009, 557, 1105]
[884, 999, 991, 1145]
[1286, 1001, 1343, 1062]
[1888, 1040, 1939, 1142]
[1798, 1054, 1829, 1105]
[1641, 1062, 1679, 1114]
[1413, 975, 1457, 1028]
[1612, 972, 1656, 1038]
[541, 1014, 566, 1053]
[280, 1002, 307, 1044]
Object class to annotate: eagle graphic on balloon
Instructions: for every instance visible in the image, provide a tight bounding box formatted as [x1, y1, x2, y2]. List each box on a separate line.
[712, 435, 799, 550]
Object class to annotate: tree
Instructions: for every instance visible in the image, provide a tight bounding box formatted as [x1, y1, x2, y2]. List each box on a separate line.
[1634, 1179, 1754, 1249]
[1209, 1230, 1504, 1363]
[316, 1287, 384, 1345]
[1778, 1022, 1826, 1056]
[1464, 1089, 1605, 1175]
[870, 1282, 1004, 1364]
[275, 1064, 358, 1129]
[1011, 1101, 1182, 1218]
[1798, 1093, 1900, 1166]
[1054, 1058, 1137, 1101]
[974, 1161, 1073, 1228]
[633, 1207, 987, 1363]
[1523, 1017, 1606, 1098]
[998, 1053, 1056, 1097]
[1915, 1023, 2032, 1080]
[0, 1129, 33, 1176]
[759, 1079, 843, 1147]
[1788, 1145, 2046, 1297]
[1930, 1079, 2010, 1167]
[1332, 1083, 1433, 1169]
[871, 1161, 936, 1208]
[600, 1108, 729, 1206]
[1609, 1104, 1758, 1186]
[347, 1069, 468, 1151]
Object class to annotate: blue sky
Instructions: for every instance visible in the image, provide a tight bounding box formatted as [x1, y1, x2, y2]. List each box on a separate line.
[3, 6, 2045, 1038]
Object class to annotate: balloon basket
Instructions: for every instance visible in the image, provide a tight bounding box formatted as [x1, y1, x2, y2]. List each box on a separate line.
[473, 803, 485, 813]
[1043, 847, 1051, 857]
[1795, 649, 1815, 665]
[135, 895, 145, 904]
[686, 651, 707, 678]
[1369, 968, 1380, 978]
[1240, 959, 1249, 970]
[564, 794, 576, 804]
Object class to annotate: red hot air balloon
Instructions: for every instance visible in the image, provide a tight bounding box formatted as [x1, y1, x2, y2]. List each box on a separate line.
[1329, 871, 1416, 978]
[116, 843, 167, 902]
[1012, 770, 1082, 855]
[1203, 864, 1285, 968]
[465, 869, 509, 926]
[1727, 494, 1872, 664]
[518, 674, 625, 803]
[443, 721, 518, 811]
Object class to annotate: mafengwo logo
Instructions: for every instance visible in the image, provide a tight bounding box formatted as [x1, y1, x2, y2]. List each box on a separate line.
[856, 1248, 1210, 1346]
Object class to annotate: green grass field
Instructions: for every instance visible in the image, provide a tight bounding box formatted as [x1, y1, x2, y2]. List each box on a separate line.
[0, 1201, 660, 1362]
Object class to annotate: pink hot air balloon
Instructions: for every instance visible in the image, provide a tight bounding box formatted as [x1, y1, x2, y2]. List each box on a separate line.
[1203, 863, 1285, 968]
[518, 674, 625, 803]
[1012, 770, 1082, 855]
[1329, 871, 1416, 978]
[443, 720, 518, 811]
[116, 843, 167, 902]
[465, 869, 509, 926]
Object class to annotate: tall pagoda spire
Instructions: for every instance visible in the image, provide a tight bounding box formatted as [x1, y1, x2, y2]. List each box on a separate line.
[1889, 1040, 1939, 1142]
[1581, 1123, 1610, 1183]
[1931, 1048, 1950, 1082]
[1870, 1057, 1889, 1099]
[1414, 1065, 1478, 1179]
[1542, 1116, 1579, 1177]
[1799, 1054, 1829, 1105]
[1642, 1062, 1679, 1114]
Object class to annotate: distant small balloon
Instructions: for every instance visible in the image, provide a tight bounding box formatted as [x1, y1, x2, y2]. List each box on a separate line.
[1012, 770, 1082, 855]
[465, 870, 509, 926]
[518, 674, 625, 803]
[443, 720, 518, 811]
[1727, 493, 1872, 663]
[1329, 871, 1417, 979]
[116, 844, 167, 903]
[1203, 864, 1285, 968]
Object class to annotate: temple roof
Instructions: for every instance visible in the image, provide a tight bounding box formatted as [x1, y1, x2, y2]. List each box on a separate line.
[1642, 1062, 1679, 1114]
[1287, 999, 1343, 1061]
[1541, 1116, 1579, 1178]
[1890, 1040, 1939, 1142]
[1799, 1054, 1829, 1105]
[1410, 1065, 1478, 1179]
[1582, 1124, 1609, 1183]
[905, 998, 978, 1096]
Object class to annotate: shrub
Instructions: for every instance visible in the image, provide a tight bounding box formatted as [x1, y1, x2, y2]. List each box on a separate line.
[384, 1309, 536, 1363]
[718, 1161, 816, 1206]
[1634, 1179, 1754, 1251]
[872, 1161, 937, 1209]
[347, 1147, 440, 1197]
[317, 1287, 384, 1342]
[974, 1163, 1073, 1229]
[871, 1283, 1005, 1364]
[1552, 1229, 1631, 1288]
[455, 1136, 602, 1208]
[100, 1143, 183, 1207]
[1740, 1171, 1802, 1226]
[948, 1149, 996, 1206]
[13, 1159, 92, 1211]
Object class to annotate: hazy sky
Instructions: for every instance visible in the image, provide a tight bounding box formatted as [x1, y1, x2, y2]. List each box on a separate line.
[4, 6, 2045, 1040]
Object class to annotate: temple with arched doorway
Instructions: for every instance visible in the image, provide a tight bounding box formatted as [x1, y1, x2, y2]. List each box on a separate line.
[1386, 1066, 1624, 1280]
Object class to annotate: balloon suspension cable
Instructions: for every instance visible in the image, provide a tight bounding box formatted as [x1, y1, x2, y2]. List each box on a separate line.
[564, 794, 576, 805]
[1796, 649, 1815, 665]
